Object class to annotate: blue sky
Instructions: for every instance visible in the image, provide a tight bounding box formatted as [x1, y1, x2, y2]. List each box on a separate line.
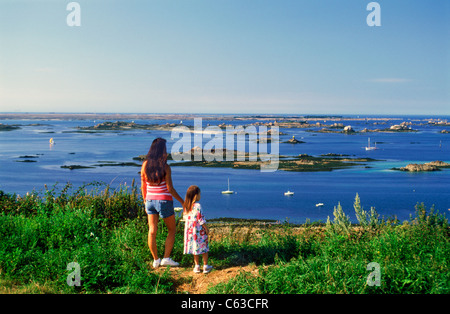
[0, 0, 449, 115]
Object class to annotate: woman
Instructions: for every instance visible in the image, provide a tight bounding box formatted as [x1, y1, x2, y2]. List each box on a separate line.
[141, 138, 184, 268]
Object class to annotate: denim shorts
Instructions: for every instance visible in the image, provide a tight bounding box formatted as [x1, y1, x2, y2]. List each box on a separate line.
[145, 200, 174, 218]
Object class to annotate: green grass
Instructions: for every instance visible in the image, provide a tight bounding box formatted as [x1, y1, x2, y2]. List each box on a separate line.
[209, 225, 449, 293]
[0, 182, 174, 293]
[0, 184, 448, 294]
[209, 202, 449, 294]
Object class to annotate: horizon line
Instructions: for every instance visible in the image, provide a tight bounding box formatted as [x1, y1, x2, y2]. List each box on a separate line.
[1, 111, 449, 118]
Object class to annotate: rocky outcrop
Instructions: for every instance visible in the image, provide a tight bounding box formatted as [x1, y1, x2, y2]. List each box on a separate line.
[76, 121, 180, 132]
[393, 161, 450, 172]
[428, 120, 450, 126]
[283, 136, 305, 144]
[427, 161, 450, 167]
[389, 122, 413, 131]
[399, 164, 439, 172]
[0, 123, 21, 131]
[343, 125, 355, 133]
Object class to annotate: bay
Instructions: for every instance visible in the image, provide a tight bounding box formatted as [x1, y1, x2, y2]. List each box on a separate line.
[1, 114, 449, 223]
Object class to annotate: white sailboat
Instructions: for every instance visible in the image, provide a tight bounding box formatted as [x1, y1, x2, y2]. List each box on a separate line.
[284, 191, 294, 196]
[221, 178, 234, 194]
[365, 138, 377, 151]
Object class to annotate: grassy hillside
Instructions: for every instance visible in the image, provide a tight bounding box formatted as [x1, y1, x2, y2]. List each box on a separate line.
[0, 183, 448, 293]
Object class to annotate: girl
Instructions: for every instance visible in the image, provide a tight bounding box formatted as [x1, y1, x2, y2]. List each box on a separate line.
[141, 138, 184, 268]
[183, 185, 213, 274]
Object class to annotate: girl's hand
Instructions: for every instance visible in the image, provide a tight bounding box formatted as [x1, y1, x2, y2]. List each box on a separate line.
[203, 225, 209, 235]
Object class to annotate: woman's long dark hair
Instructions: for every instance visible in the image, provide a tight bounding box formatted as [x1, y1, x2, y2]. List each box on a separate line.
[145, 138, 168, 184]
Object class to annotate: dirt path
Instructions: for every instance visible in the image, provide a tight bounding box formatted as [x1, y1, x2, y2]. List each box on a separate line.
[155, 265, 259, 294]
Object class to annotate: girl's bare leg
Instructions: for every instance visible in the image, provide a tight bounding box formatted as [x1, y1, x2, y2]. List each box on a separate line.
[193, 254, 200, 265]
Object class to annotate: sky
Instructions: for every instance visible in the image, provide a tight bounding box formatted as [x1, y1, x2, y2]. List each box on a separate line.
[0, 0, 449, 115]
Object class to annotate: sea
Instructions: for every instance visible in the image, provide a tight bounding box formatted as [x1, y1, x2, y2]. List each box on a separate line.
[1, 113, 449, 224]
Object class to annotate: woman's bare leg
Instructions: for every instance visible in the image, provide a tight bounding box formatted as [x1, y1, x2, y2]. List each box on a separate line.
[147, 214, 159, 260]
[162, 214, 176, 258]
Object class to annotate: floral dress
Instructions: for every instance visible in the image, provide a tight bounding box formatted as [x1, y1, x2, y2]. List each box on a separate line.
[183, 203, 209, 255]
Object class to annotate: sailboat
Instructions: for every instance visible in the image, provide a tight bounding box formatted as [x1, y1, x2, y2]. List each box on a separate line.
[49, 138, 55, 145]
[221, 178, 234, 194]
[365, 138, 376, 151]
[284, 190, 294, 196]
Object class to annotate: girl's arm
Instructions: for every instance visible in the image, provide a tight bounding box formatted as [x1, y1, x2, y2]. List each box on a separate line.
[202, 223, 209, 235]
[165, 164, 184, 205]
[194, 203, 208, 234]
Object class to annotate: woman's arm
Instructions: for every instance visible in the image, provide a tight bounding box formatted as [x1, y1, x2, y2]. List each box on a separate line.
[140, 161, 147, 202]
[165, 164, 184, 205]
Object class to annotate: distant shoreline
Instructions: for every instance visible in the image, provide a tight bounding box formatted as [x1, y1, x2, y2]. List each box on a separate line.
[0, 112, 204, 121]
[1, 112, 448, 122]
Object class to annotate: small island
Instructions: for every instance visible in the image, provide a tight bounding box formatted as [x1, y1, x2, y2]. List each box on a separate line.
[282, 136, 305, 144]
[0, 124, 21, 131]
[61, 165, 95, 170]
[61, 161, 141, 170]
[392, 161, 450, 172]
[71, 121, 182, 133]
[307, 122, 417, 134]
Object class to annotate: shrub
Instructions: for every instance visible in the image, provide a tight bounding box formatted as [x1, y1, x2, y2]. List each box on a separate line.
[326, 202, 351, 234]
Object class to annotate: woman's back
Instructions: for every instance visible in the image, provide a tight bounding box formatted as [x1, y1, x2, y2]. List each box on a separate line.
[141, 160, 173, 201]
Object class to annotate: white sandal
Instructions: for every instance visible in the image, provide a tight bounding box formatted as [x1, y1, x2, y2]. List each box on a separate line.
[203, 265, 213, 274]
[193, 265, 201, 273]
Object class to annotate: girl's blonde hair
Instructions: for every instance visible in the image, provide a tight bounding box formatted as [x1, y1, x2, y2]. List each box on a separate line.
[183, 185, 201, 213]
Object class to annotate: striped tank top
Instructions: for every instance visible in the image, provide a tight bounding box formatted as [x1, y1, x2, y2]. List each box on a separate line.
[146, 181, 173, 201]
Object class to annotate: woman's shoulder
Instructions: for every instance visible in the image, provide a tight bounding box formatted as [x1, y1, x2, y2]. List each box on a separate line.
[193, 202, 202, 210]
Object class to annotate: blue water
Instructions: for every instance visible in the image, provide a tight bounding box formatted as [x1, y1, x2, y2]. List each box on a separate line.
[1, 115, 449, 223]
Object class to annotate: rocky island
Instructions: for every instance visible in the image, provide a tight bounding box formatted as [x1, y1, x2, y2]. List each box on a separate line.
[427, 119, 450, 127]
[308, 122, 417, 134]
[282, 136, 305, 144]
[72, 121, 181, 133]
[392, 161, 450, 172]
[0, 123, 21, 131]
